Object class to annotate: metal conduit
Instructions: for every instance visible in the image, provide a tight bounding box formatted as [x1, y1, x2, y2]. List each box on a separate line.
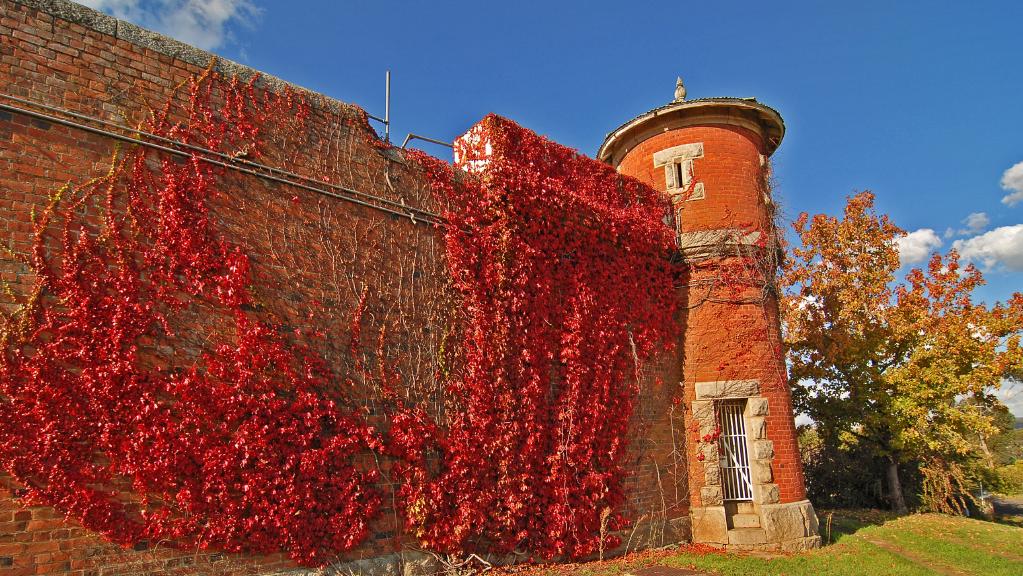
[401, 133, 453, 150]
[0, 93, 446, 227]
[1, 92, 431, 218]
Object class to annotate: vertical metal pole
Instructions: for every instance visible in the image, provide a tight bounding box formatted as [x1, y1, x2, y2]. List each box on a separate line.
[384, 70, 391, 143]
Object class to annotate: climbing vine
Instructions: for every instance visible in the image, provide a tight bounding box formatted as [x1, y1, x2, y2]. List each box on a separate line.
[0, 70, 381, 566]
[394, 116, 679, 560]
[1, 72, 682, 564]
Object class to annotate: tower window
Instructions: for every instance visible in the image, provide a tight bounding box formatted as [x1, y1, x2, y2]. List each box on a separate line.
[652, 142, 705, 201]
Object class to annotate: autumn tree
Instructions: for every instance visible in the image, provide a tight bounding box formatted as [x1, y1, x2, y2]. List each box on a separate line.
[782, 192, 1023, 513]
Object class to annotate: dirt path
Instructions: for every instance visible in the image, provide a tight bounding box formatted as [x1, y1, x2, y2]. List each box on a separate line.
[946, 537, 1023, 563]
[990, 495, 1023, 517]
[857, 535, 971, 576]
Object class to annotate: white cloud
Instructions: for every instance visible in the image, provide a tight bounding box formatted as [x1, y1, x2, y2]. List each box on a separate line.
[1002, 161, 1023, 207]
[952, 224, 1023, 271]
[946, 212, 991, 238]
[962, 212, 989, 234]
[79, 0, 143, 20]
[896, 228, 942, 266]
[994, 380, 1023, 418]
[80, 0, 260, 50]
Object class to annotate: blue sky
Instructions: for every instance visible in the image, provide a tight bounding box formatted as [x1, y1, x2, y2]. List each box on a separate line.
[81, 0, 1023, 410]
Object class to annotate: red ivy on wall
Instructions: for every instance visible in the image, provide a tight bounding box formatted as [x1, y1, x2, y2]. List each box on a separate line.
[0, 72, 679, 564]
[395, 116, 679, 559]
[0, 72, 381, 565]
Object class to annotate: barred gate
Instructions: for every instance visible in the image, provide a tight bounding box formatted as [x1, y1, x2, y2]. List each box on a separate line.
[718, 400, 754, 501]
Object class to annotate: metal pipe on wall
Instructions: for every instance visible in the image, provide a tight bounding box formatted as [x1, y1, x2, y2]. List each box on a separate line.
[385, 70, 391, 143]
[401, 133, 453, 150]
[0, 95, 445, 227]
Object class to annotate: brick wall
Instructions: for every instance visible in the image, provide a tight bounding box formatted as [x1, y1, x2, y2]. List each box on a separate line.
[615, 121, 808, 508]
[0, 1, 690, 573]
[0, 0, 445, 572]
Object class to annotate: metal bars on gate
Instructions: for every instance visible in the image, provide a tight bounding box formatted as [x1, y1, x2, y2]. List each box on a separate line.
[718, 400, 754, 501]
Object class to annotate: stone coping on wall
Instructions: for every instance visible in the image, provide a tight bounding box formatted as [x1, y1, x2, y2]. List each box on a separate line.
[10, 0, 362, 118]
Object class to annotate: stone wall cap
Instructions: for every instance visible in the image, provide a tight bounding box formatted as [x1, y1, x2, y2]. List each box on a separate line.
[11, 0, 360, 117]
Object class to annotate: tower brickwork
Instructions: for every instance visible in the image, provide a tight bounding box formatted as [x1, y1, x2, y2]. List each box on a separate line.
[598, 85, 821, 551]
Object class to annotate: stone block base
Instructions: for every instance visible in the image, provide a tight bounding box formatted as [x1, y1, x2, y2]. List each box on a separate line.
[691, 500, 821, 552]
[690, 506, 728, 545]
[781, 535, 823, 552]
[759, 500, 819, 543]
[290, 551, 442, 576]
[725, 534, 822, 553]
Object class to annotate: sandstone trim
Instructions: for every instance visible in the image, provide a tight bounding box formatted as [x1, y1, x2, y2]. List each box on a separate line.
[694, 379, 760, 400]
[689, 506, 728, 545]
[756, 500, 821, 551]
[652, 143, 704, 167]
[677, 228, 765, 261]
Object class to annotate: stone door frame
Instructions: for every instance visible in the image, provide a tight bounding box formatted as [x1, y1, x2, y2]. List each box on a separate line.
[688, 378, 820, 550]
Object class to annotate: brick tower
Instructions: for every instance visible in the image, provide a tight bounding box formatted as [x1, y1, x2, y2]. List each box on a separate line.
[597, 79, 820, 551]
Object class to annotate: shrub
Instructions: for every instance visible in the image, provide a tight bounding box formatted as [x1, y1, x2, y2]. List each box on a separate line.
[995, 462, 1023, 495]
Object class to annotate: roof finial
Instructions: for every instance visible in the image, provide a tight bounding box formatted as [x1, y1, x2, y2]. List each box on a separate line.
[674, 76, 687, 102]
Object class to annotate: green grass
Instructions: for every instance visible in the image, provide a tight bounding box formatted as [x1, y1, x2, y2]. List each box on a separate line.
[668, 511, 1022, 576]
[501, 510, 1023, 576]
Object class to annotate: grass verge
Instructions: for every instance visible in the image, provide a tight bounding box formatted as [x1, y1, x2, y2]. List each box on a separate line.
[497, 510, 1023, 576]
